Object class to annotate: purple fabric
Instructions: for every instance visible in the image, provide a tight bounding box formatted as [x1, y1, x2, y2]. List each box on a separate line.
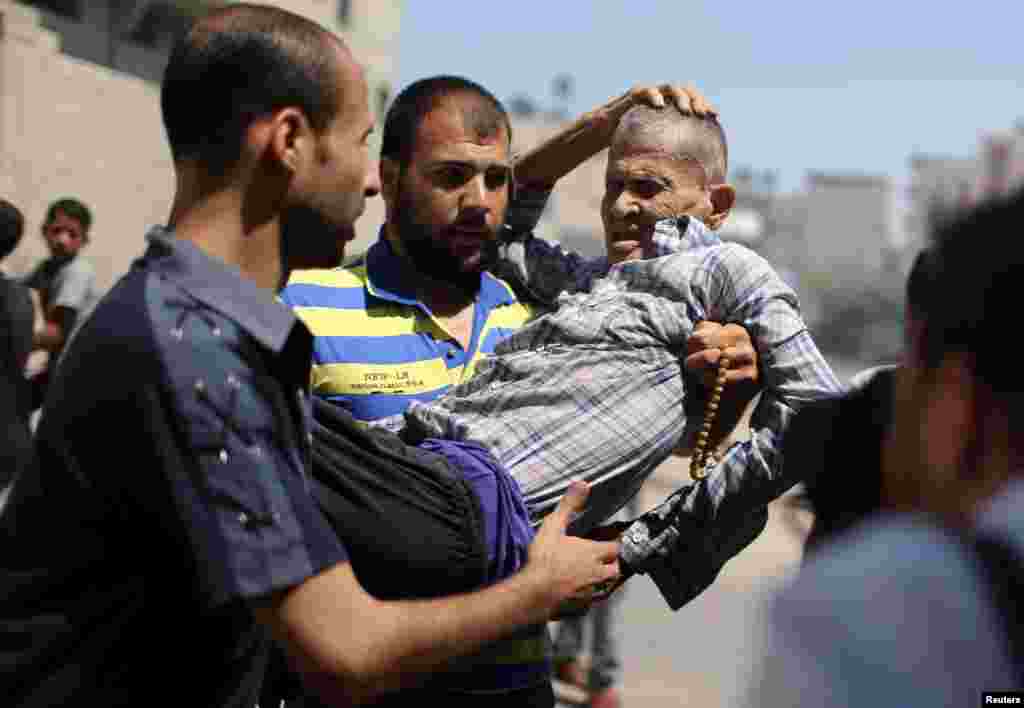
[419, 438, 535, 584]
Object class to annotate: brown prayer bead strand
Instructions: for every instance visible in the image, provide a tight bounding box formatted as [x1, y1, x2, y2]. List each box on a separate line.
[689, 354, 731, 481]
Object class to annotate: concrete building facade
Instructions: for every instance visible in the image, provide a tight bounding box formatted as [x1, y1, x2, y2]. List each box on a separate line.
[1, 0, 401, 293]
[797, 170, 894, 290]
[904, 122, 1024, 260]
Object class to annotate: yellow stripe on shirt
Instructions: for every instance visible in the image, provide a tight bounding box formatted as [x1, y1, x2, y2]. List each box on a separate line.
[287, 266, 368, 288]
[293, 304, 448, 340]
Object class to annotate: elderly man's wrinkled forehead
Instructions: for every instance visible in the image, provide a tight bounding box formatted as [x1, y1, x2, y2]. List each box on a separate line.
[610, 105, 728, 185]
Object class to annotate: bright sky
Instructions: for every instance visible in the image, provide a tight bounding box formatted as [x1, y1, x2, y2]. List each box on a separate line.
[397, 1, 1024, 194]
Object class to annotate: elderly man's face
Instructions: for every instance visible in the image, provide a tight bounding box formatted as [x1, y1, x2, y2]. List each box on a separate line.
[601, 143, 714, 264]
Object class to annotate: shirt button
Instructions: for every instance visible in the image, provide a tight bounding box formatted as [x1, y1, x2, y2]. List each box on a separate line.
[446, 349, 457, 359]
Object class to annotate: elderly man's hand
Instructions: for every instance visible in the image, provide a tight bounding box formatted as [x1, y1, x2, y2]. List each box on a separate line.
[685, 321, 759, 392]
[677, 321, 761, 457]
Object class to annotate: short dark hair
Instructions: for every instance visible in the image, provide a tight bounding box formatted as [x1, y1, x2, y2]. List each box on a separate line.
[0, 199, 25, 260]
[161, 3, 343, 176]
[45, 198, 92, 233]
[920, 189, 1024, 399]
[381, 75, 511, 165]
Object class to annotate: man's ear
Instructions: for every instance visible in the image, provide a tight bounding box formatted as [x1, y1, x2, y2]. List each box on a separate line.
[258, 108, 308, 175]
[703, 183, 736, 231]
[380, 158, 400, 205]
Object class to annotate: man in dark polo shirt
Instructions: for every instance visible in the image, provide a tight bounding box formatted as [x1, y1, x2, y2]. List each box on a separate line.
[0, 5, 619, 707]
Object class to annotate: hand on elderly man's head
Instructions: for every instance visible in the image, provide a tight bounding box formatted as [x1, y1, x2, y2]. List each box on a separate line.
[628, 84, 717, 118]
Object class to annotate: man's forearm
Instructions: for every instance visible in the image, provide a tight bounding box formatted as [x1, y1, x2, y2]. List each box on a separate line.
[513, 90, 634, 189]
[266, 562, 556, 704]
[513, 84, 716, 190]
[371, 568, 553, 690]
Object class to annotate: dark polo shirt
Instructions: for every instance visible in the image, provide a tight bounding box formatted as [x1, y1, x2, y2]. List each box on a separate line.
[0, 228, 347, 707]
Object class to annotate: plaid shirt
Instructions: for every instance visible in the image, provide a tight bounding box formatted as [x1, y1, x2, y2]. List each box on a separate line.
[406, 208, 843, 609]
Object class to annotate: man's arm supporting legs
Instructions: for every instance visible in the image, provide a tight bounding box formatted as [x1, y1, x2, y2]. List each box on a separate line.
[253, 482, 621, 705]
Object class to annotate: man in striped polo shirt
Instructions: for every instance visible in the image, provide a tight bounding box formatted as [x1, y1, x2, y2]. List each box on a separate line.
[280, 76, 532, 428]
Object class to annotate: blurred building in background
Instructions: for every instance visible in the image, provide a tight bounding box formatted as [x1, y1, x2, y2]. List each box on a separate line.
[0, 0, 401, 291]
[906, 122, 1024, 253]
[799, 171, 895, 288]
[905, 153, 978, 253]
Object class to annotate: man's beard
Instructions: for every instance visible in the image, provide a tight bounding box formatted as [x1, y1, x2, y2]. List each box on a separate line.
[393, 189, 488, 296]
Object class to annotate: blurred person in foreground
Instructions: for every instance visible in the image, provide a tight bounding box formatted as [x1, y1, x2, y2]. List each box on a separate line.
[0, 198, 35, 492]
[0, 5, 622, 707]
[746, 192, 1024, 707]
[783, 249, 938, 554]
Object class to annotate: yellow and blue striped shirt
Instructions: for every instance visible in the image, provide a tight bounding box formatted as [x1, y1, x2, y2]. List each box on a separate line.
[280, 234, 535, 425]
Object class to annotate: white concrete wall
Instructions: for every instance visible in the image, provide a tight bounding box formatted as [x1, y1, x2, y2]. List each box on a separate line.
[0, 0, 402, 286]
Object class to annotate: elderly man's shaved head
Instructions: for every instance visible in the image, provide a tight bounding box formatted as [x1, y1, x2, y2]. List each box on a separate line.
[602, 104, 735, 263]
[612, 105, 729, 186]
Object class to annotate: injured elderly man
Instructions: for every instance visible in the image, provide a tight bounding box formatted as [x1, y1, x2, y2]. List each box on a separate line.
[299, 97, 842, 617]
